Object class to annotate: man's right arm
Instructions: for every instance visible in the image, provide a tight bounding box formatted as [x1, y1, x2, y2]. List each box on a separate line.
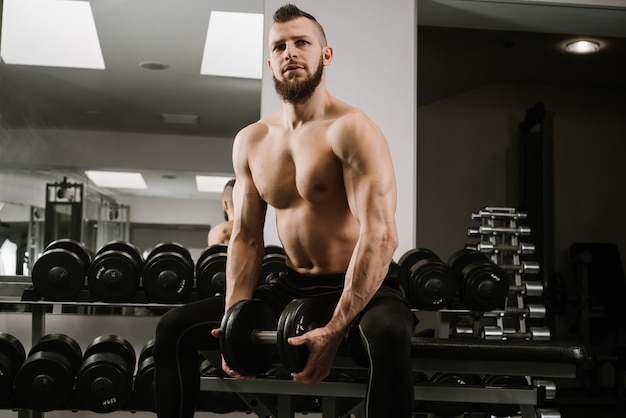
[224, 126, 267, 310]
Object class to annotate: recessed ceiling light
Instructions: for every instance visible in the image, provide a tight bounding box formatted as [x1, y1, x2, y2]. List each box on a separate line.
[201, 11, 263, 79]
[565, 40, 600, 54]
[196, 175, 234, 193]
[139, 60, 169, 70]
[85, 170, 147, 189]
[1, 0, 105, 69]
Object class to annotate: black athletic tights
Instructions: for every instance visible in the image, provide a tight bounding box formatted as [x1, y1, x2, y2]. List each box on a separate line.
[153, 268, 416, 418]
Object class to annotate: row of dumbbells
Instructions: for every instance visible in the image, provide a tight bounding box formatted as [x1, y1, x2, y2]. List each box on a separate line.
[0, 331, 239, 413]
[398, 247, 538, 312]
[31, 239, 288, 303]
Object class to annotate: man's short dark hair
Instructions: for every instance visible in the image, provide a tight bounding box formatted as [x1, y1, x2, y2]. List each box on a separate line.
[273, 4, 327, 46]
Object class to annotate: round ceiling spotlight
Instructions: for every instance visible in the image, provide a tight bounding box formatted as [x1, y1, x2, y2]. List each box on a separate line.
[138, 60, 169, 70]
[565, 40, 600, 54]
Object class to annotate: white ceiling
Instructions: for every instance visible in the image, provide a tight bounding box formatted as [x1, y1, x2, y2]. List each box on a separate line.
[1, 0, 625, 202]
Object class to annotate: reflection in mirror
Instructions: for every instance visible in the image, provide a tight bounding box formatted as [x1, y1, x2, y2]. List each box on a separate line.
[0, 0, 263, 264]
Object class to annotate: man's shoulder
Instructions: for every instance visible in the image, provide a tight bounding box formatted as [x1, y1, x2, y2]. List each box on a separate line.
[235, 112, 282, 141]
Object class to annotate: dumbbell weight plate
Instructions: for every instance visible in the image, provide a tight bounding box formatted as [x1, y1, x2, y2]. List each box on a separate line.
[46, 238, 92, 271]
[220, 299, 278, 377]
[75, 335, 136, 413]
[448, 249, 509, 311]
[419, 372, 476, 418]
[399, 248, 457, 310]
[276, 298, 331, 373]
[196, 245, 228, 299]
[31, 248, 87, 301]
[0, 333, 26, 405]
[196, 244, 228, 275]
[259, 252, 288, 286]
[134, 340, 157, 412]
[480, 375, 528, 417]
[88, 241, 143, 302]
[143, 243, 194, 303]
[14, 334, 82, 412]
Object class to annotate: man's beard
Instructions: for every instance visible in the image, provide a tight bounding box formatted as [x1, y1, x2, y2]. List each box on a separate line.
[273, 58, 324, 105]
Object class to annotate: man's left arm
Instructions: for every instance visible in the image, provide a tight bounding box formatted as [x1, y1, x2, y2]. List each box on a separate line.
[290, 111, 399, 383]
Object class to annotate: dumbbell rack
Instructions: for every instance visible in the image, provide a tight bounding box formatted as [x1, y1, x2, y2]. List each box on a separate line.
[462, 207, 548, 341]
[0, 274, 181, 418]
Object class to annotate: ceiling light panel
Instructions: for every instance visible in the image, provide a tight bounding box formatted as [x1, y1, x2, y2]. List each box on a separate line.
[85, 171, 147, 189]
[201, 11, 263, 79]
[1, 0, 105, 69]
[196, 175, 234, 193]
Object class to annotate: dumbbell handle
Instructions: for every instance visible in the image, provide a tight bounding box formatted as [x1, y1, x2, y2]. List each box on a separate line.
[468, 226, 531, 236]
[499, 261, 541, 274]
[466, 242, 535, 254]
[251, 330, 278, 345]
[471, 209, 528, 220]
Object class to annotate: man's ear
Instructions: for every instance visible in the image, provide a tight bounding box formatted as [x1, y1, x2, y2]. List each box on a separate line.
[323, 46, 333, 66]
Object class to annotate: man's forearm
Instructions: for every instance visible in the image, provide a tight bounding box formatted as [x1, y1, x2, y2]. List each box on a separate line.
[225, 238, 264, 309]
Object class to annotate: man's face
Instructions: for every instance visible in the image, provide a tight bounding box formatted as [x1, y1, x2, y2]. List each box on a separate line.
[267, 17, 330, 104]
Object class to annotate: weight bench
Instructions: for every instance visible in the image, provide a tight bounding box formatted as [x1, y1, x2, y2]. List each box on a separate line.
[199, 338, 587, 418]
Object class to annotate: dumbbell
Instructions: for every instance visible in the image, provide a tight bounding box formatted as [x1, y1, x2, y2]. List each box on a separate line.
[87, 241, 143, 302]
[220, 298, 330, 376]
[197, 353, 247, 413]
[448, 249, 509, 311]
[0, 333, 26, 406]
[134, 339, 156, 412]
[259, 246, 288, 285]
[31, 238, 92, 300]
[75, 334, 136, 413]
[417, 371, 477, 418]
[478, 374, 528, 417]
[398, 248, 457, 310]
[195, 244, 228, 298]
[481, 325, 551, 341]
[13, 333, 82, 411]
[142, 242, 195, 303]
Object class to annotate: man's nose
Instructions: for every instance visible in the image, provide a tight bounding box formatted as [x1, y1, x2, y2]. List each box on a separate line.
[283, 43, 296, 59]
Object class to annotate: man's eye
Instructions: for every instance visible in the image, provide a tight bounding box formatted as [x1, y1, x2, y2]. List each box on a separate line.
[274, 45, 286, 51]
[296, 40, 309, 46]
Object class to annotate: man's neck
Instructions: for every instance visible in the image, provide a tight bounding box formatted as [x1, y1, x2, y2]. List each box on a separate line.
[281, 86, 331, 130]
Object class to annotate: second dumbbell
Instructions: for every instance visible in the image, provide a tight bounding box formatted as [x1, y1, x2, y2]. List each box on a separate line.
[220, 298, 330, 376]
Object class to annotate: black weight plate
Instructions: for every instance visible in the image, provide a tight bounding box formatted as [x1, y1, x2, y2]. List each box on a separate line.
[398, 248, 439, 275]
[31, 248, 86, 301]
[147, 242, 194, 269]
[220, 299, 277, 377]
[447, 249, 488, 273]
[462, 262, 509, 311]
[197, 253, 227, 298]
[14, 351, 75, 412]
[480, 375, 528, 417]
[134, 356, 156, 412]
[264, 245, 286, 256]
[97, 241, 143, 272]
[88, 250, 140, 302]
[46, 238, 92, 271]
[409, 261, 457, 310]
[0, 353, 14, 405]
[196, 244, 228, 276]
[138, 339, 155, 366]
[259, 255, 288, 286]
[75, 352, 132, 413]
[143, 252, 194, 303]
[422, 372, 475, 418]
[276, 298, 330, 373]
[84, 335, 136, 373]
[31, 333, 83, 373]
[0, 332, 26, 371]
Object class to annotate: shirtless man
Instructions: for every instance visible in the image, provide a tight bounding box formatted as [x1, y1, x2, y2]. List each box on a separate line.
[207, 178, 235, 246]
[153, 5, 416, 417]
